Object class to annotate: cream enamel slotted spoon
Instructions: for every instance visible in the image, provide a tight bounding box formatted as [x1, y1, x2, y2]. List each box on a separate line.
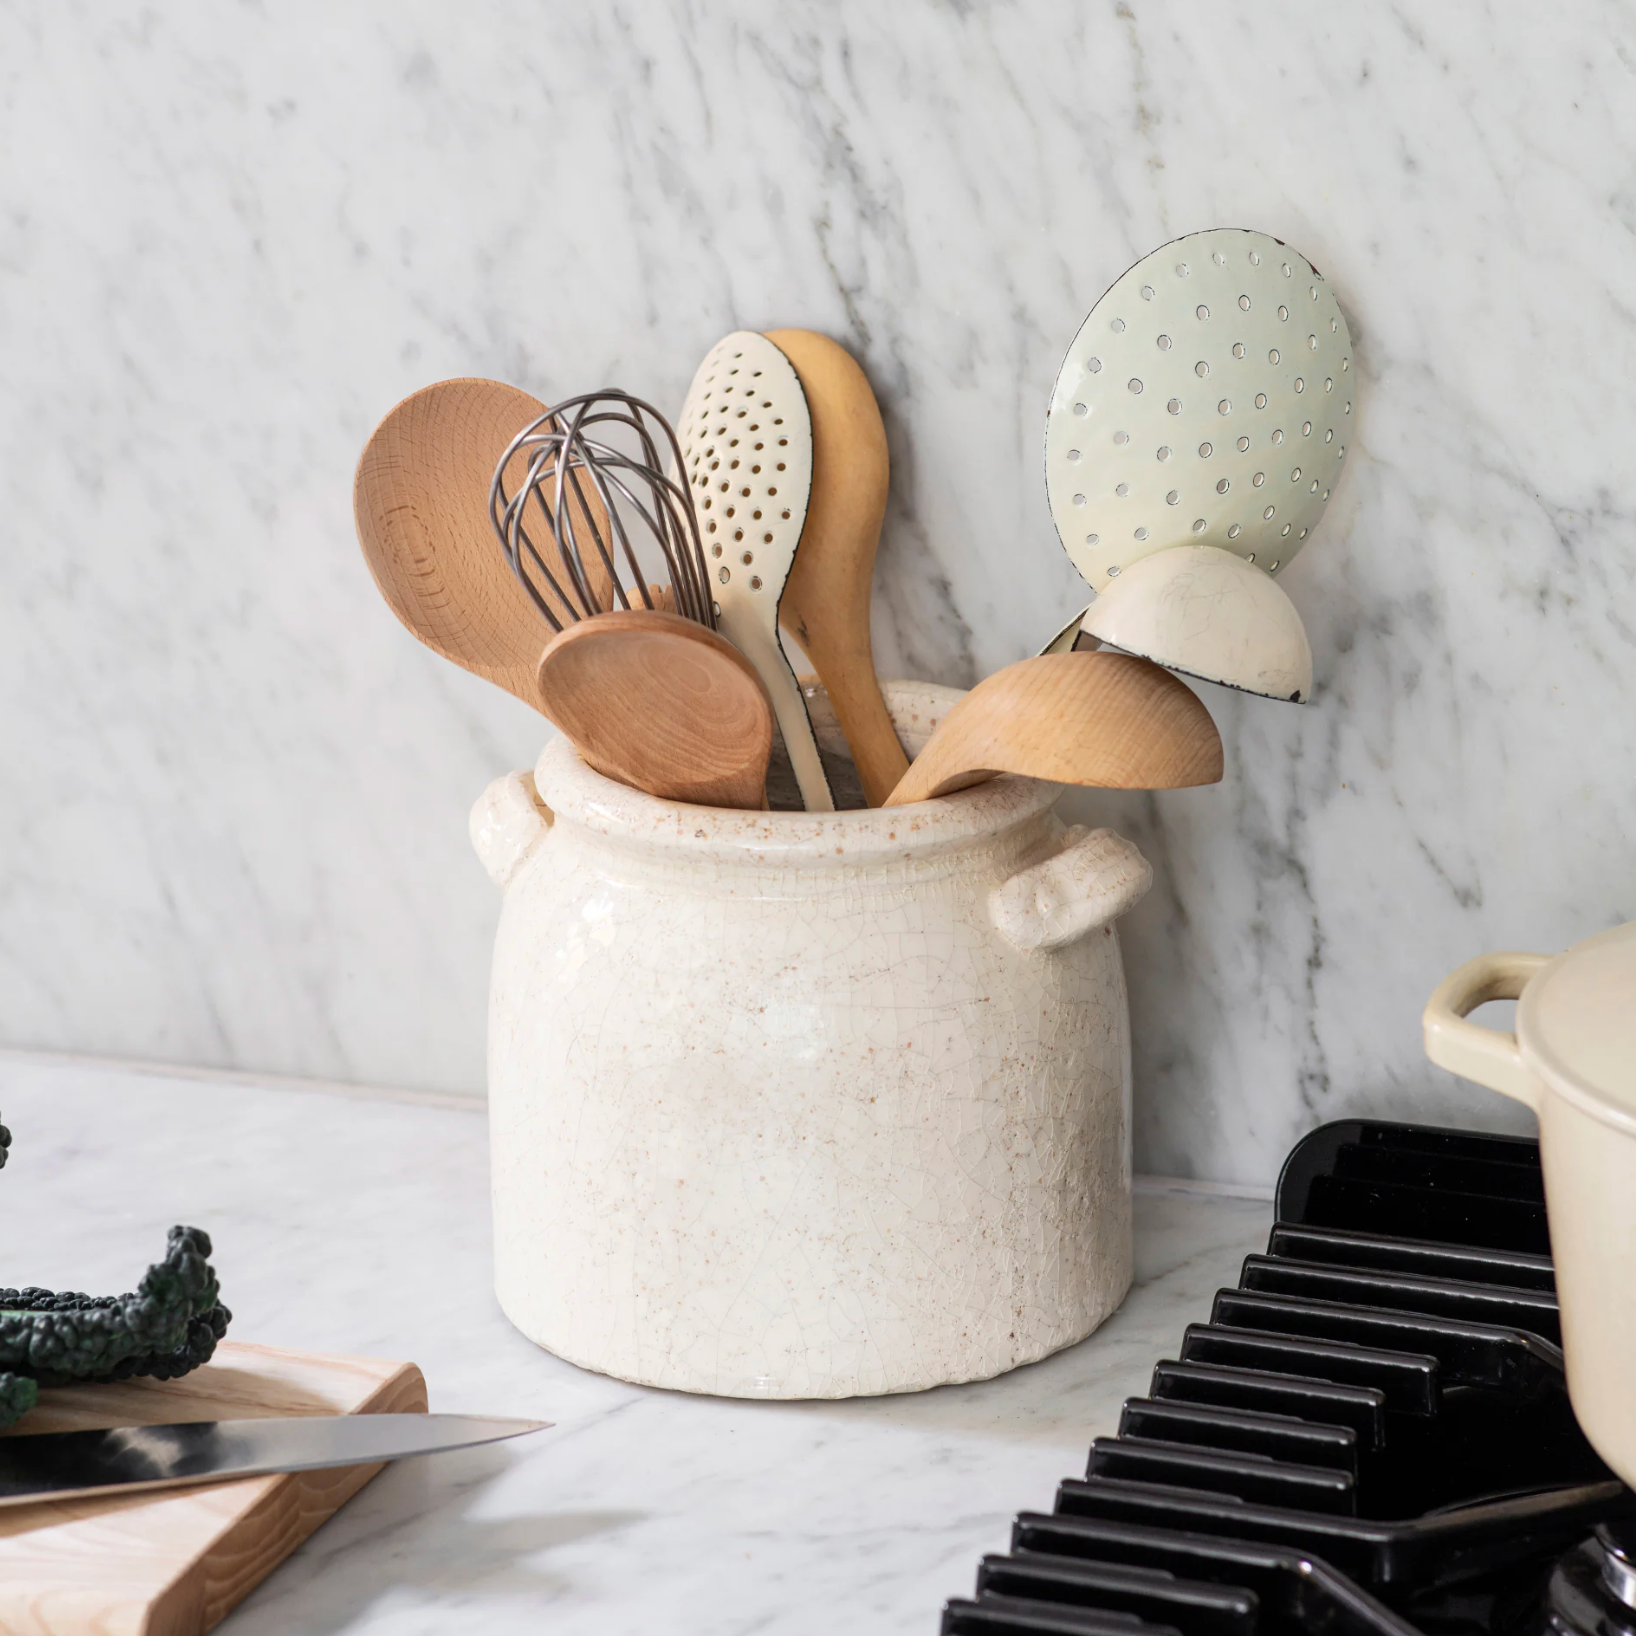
[1041, 228, 1353, 700]
[676, 332, 834, 812]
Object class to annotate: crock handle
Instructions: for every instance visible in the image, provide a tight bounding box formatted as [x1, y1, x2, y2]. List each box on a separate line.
[1422, 951, 1549, 1110]
[469, 771, 554, 888]
[989, 826, 1152, 952]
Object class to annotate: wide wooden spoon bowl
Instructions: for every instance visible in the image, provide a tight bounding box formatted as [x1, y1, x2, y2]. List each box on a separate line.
[535, 609, 775, 810]
[353, 377, 611, 711]
[885, 651, 1223, 807]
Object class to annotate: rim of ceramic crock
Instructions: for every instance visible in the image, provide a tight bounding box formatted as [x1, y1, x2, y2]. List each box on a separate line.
[531, 679, 1066, 868]
[1518, 921, 1636, 1140]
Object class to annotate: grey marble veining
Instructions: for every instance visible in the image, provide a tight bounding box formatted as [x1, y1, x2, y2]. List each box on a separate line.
[2, 3, 1631, 1180]
[0, 1055, 1271, 1635]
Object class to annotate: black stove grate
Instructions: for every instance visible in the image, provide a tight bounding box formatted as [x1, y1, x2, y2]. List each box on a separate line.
[942, 1121, 1635, 1636]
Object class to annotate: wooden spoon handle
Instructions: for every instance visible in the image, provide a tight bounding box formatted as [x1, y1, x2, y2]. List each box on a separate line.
[766, 330, 909, 807]
[784, 617, 908, 809]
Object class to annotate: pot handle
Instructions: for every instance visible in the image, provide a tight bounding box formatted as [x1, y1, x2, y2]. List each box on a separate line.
[989, 825, 1152, 952]
[470, 771, 554, 888]
[1422, 951, 1549, 1110]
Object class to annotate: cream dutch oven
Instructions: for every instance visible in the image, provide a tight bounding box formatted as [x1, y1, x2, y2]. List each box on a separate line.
[1424, 921, 1636, 1485]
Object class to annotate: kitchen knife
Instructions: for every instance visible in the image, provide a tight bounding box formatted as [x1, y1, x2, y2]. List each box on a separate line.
[0, 1413, 550, 1506]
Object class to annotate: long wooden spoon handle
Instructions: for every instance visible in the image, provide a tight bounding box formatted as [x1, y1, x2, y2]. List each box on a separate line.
[785, 622, 907, 807]
[766, 329, 909, 807]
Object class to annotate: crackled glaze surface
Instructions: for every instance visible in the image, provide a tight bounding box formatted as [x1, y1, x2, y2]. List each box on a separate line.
[476, 683, 1143, 1397]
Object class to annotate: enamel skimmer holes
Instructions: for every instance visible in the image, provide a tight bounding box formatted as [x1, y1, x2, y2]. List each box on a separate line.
[1045, 229, 1353, 592]
[676, 331, 832, 811]
[678, 341, 810, 600]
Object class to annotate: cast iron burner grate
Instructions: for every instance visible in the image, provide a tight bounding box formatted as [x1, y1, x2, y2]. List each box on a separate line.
[942, 1120, 1636, 1636]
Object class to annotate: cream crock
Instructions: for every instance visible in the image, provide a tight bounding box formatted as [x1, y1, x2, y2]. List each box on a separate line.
[470, 680, 1151, 1398]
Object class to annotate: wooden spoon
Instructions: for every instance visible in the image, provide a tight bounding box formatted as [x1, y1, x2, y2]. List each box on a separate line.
[535, 609, 774, 809]
[884, 651, 1223, 807]
[353, 378, 613, 710]
[764, 329, 909, 807]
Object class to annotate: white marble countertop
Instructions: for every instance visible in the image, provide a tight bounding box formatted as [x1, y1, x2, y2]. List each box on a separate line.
[0, 1054, 1271, 1634]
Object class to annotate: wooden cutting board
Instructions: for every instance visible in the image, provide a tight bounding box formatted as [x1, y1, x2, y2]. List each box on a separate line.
[0, 1340, 427, 1636]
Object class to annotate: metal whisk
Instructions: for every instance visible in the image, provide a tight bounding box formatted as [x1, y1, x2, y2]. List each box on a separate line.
[488, 389, 715, 633]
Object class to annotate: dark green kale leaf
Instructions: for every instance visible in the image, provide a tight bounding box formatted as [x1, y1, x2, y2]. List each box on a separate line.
[0, 1226, 229, 1388]
[0, 1373, 34, 1424]
[0, 1116, 231, 1426]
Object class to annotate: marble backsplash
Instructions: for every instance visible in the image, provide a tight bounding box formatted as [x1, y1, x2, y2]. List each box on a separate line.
[2, 2, 1632, 1184]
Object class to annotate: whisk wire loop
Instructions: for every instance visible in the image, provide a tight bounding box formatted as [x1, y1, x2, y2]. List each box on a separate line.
[489, 390, 715, 632]
[548, 399, 639, 617]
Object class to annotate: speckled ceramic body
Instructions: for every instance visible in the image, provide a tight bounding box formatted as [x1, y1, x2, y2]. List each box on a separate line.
[470, 682, 1150, 1398]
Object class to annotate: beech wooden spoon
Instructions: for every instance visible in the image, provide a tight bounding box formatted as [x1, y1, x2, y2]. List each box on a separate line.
[534, 609, 774, 809]
[884, 651, 1223, 807]
[353, 378, 612, 710]
[763, 329, 909, 807]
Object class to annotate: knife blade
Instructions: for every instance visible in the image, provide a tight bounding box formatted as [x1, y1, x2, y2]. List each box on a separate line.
[0, 1413, 550, 1506]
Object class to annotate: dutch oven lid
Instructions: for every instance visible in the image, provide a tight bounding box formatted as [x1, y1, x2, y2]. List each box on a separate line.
[1520, 919, 1636, 1121]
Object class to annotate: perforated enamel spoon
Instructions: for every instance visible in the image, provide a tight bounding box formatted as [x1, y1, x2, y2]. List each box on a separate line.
[676, 332, 834, 812]
[1041, 228, 1352, 697]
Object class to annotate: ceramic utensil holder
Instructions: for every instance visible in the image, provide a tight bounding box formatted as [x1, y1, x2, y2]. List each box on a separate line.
[470, 681, 1151, 1399]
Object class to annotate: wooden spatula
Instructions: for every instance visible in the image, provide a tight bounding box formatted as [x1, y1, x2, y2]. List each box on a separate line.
[884, 651, 1223, 807]
[764, 330, 909, 807]
[353, 378, 612, 711]
[535, 609, 775, 810]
